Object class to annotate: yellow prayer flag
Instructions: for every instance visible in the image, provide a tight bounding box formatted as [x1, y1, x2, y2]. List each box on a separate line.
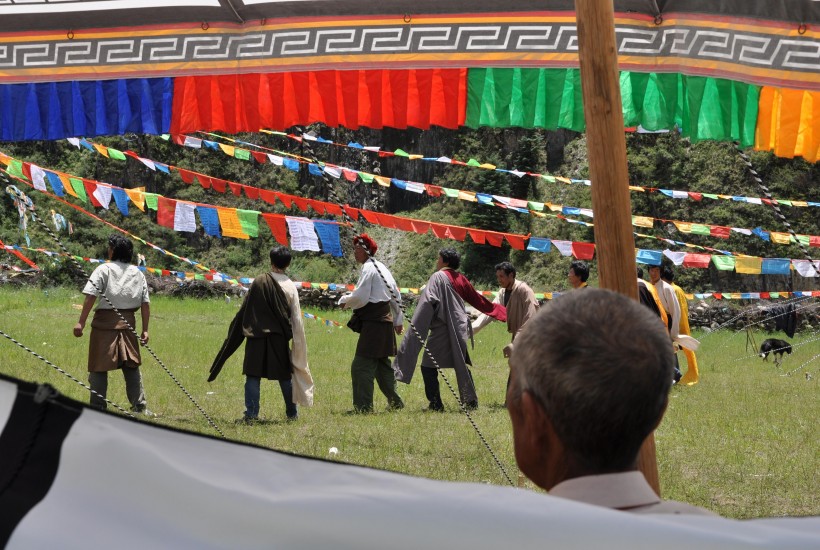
[125, 188, 145, 211]
[457, 190, 477, 202]
[674, 221, 694, 233]
[93, 143, 110, 158]
[629, 186, 645, 192]
[546, 203, 563, 212]
[59, 174, 78, 198]
[218, 143, 236, 157]
[479, 163, 496, 170]
[374, 176, 391, 188]
[217, 207, 249, 239]
[770, 231, 792, 244]
[632, 216, 654, 228]
[555, 177, 571, 184]
[735, 256, 763, 274]
[791, 201, 808, 207]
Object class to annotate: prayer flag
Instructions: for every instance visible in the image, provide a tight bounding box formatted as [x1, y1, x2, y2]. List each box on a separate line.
[174, 202, 197, 233]
[313, 222, 343, 257]
[285, 217, 320, 251]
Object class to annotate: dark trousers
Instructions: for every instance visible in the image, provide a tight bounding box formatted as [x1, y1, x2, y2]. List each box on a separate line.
[351, 355, 404, 412]
[89, 368, 146, 411]
[421, 366, 477, 410]
[244, 376, 297, 419]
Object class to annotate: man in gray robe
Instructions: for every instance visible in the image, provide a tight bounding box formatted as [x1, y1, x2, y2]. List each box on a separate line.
[393, 250, 482, 411]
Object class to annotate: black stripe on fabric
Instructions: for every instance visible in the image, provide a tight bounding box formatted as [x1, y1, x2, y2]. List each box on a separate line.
[0, 379, 81, 547]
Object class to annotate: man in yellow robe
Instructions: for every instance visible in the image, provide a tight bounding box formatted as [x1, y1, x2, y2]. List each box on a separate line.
[662, 266, 699, 385]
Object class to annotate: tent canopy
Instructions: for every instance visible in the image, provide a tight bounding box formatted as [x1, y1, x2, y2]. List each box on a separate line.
[0, 1, 817, 159]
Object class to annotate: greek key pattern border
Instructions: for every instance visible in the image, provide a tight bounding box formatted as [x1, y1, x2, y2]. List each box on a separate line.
[0, 23, 817, 74]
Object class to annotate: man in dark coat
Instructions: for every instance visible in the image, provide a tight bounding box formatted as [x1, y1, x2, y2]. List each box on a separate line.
[209, 247, 313, 421]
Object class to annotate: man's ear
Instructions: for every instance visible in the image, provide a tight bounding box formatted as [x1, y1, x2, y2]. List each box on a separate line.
[511, 391, 565, 491]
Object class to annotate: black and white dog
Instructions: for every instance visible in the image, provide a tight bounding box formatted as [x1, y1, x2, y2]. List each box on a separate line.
[759, 338, 792, 366]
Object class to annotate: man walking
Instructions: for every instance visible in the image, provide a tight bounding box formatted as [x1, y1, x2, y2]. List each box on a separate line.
[394, 248, 505, 411]
[472, 261, 538, 359]
[339, 234, 405, 412]
[209, 246, 313, 421]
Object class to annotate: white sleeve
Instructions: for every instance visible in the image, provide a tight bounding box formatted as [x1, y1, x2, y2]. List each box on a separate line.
[82, 265, 107, 297]
[665, 286, 682, 339]
[341, 265, 374, 310]
[471, 293, 500, 334]
[286, 284, 313, 407]
[389, 286, 404, 326]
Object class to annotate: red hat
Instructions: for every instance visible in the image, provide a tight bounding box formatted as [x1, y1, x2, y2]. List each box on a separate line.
[353, 233, 377, 255]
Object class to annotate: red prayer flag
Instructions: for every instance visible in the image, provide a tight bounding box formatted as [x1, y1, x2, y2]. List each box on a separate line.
[83, 181, 103, 207]
[810, 236, 820, 247]
[342, 169, 358, 182]
[157, 196, 177, 228]
[760, 292, 771, 299]
[446, 226, 468, 241]
[261, 213, 288, 245]
[177, 168, 196, 184]
[227, 182, 243, 197]
[688, 192, 703, 201]
[259, 189, 277, 205]
[430, 223, 448, 239]
[571, 242, 595, 259]
[392, 217, 414, 232]
[485, 232, 504, 247]
[324, 203, 344, 216]
[682, 253, 711, 268]
[344, 206, 360, 221]
[308, 200, 326, 215]
[243, 186, 260, 200]
[710, 226, 731, 239]
[425, 185, 443, 197]
[252, 151, 267, 164]
[292, 197, 310, 212]
[468, 229, 486, 244]
[410, 220, 430, 234]
[210, 178, 227, 193]
[277, 193, 293, 208]
[359, 210, 379, 223]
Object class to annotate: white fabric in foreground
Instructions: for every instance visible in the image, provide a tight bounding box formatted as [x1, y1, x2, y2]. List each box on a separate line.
[2, 379, 818, 549]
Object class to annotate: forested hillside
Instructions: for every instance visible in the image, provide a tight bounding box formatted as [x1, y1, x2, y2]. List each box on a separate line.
[1, 126, 817, 294]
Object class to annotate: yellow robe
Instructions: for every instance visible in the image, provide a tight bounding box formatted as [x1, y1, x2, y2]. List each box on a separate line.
[671, 283, 699, 385]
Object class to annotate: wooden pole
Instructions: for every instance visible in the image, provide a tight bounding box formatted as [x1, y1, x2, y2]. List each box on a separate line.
[574, 0, 661, 495]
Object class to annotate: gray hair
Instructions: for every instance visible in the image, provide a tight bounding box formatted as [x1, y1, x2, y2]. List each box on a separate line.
[509, 288, 674, 472]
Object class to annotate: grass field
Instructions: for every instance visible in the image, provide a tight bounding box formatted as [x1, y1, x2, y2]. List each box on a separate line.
[1, 286, 817, 519]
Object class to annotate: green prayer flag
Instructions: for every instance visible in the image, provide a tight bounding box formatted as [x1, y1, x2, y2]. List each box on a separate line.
[69, 178, 88, 203]
[143, 193, 159, 211]
[796, 235, 809, 246]
[711, 256, 736, 271]
[702, 193, 719, 200]
[690, 224, 711, 235]
[359, 173, 374, 183]
[6, 160, 27, 180]
[443, 188, 459, 198]
[467, 159, 481, 167]
[107, 148, 127, 161]
[234, 148, 251, 161]
[393, 149, 409, 157]
[236, 209, 260, 238]
[778, 200, 793, 206]
[528, 201, 545, 211]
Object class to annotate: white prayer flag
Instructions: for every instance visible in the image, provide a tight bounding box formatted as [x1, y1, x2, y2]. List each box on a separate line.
[174, 202, 197, 233]
[93, 185, 112, 209]
[663, 250, 687, 266]
[552, 240, 573, 257]
[286, 217, 320, 252]
[30, 165, 47, 191]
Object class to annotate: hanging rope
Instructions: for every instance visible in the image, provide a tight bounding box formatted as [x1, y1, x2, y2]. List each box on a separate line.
[0, 329, 134, 417]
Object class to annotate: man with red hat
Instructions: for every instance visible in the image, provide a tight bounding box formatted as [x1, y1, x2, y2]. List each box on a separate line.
[339, 233, 405, 412]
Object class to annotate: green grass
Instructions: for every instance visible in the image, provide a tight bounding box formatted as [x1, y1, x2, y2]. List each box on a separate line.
[1, 286, 817, 518]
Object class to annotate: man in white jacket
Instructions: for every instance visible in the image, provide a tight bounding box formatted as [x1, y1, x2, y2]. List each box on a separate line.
[339, 234, 404, 413]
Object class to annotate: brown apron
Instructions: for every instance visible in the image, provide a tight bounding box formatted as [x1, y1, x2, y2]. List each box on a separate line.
[88, 309, 141, 372]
